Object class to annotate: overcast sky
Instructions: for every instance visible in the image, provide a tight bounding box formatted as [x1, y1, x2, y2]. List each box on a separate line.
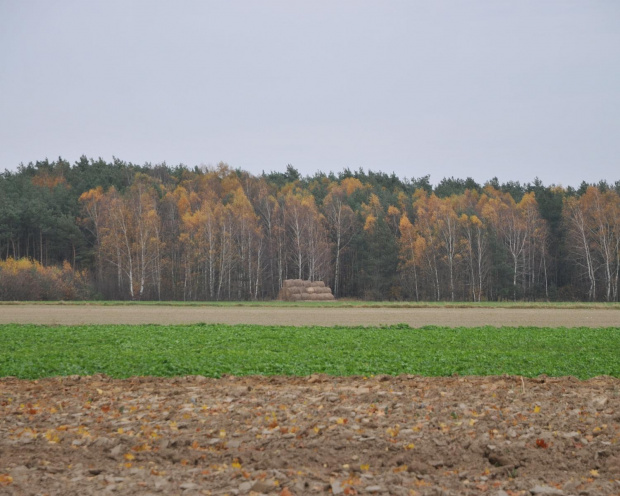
[1, 1, 619, 186]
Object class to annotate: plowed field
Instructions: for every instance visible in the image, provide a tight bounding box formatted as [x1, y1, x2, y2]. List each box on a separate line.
[1, 304, 620, 327]
[1, 374, 619, 495]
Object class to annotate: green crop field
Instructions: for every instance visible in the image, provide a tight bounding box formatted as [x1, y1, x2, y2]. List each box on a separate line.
[1, 324, 618, 379]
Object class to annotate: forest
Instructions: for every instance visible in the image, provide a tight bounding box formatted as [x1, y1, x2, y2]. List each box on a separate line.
[0, 156, 619, 302]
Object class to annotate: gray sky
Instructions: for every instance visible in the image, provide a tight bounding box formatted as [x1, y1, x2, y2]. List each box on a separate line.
[1, 1, 619, 186]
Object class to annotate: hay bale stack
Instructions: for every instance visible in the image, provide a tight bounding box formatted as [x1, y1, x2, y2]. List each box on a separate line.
[278, 279, 335, 301]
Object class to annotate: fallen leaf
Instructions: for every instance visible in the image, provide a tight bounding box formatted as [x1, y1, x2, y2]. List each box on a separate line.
[44, 430, 60, 443]
[0, 474, 13, 485]
[535, 439, 548, 449]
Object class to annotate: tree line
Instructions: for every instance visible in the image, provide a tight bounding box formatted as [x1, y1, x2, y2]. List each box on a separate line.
[1, 157, 619, 301]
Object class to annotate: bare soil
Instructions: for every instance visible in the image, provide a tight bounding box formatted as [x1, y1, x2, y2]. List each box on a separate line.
[1, 375, 619, 495]
[1, 305, 620, 327]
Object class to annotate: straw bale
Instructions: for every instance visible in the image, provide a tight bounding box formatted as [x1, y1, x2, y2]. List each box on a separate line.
[313, 287, 332, 294]
[283, 279, 303, 288]
[309, 281, 325, 288]
[287, 287, 303, 295]
[301, 280, 311, 287]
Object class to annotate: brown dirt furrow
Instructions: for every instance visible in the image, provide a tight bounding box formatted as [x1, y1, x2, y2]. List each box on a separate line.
[1, 305, 620, 327]
[1, 375, 619, 495]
